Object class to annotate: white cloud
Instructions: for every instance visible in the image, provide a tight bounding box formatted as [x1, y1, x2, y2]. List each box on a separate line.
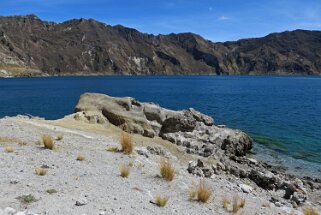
[218, 16, 231, 21]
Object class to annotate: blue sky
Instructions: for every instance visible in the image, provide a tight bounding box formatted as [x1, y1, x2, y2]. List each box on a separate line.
[0, 0, 321, 42]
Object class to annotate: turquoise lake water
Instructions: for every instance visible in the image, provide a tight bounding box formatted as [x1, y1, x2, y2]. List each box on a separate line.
[0, 76, 320, 177]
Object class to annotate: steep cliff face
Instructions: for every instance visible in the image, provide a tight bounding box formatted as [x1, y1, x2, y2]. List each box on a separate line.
[0, 15, 320, 76]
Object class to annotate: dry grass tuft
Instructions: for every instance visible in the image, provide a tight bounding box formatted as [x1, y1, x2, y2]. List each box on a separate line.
[304, 208, 320, 215]
[120, 131, 134, 154]
[240, 198, 246, 208]
[56, 133, 63, 141]
[128, 160, 134, 167]
[189, 180, 212, 203]
[76, 154, 86, 161]
[35, 167, 48, 176]
[5, 146, 14, 153]
[223, 197, 230, 210]
[0, 137, 25, 145]
[232, 196, 246, 213]
[155, 195, 169, 207]
[120, 164, 130, 178]
[42, 135, 54, 150]
[159, 158, 175, 181]
[74, 113, 81, 120]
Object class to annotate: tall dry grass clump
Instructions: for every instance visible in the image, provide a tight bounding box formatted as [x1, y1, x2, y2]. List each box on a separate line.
[155, 195, 169, 207]
[120, 164, 130, 178]
[304, 208, 320, 215]
[120, 131, 133, 154]
[232, 196, 246, 213]
[189, 180, 212, 203]
[42, 135, 54, 150]
[222, 197, 230, 210]
[159, 158, 175, 181]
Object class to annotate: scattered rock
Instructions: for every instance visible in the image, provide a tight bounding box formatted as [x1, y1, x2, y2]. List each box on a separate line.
[187, 159, 215, 178]
[291, 192, 307, 205]
[249, 170, 281, 190]
[247, 158, 258, 165]
[239, 184, 253, 193]
[4, 207, 16, 215]
[136, 148, 149, 158]
[146, 146, 167, 156]
[75, 197, 89, 206]
[10, 179, 19, 184]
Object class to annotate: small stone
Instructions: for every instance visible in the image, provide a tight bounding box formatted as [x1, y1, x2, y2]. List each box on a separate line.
[4, 207, 16, 215]
[217, 162, 225, 171]
[247, 158, 258, 164]
[291, 192, 307, 205]
[99, 212, 106, 215]
[75, 197, 88, 206]
[291, 201, 298, 208]
[135, 148, 149, 158]
[239, 184, 253, 193]
[10, 179, 19, 184]
[274, 202, 282, 207]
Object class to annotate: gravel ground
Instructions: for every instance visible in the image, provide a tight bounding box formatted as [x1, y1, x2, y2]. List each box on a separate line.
[0, 116, 312, 215]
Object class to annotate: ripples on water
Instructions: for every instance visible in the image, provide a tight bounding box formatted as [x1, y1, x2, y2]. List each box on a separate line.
[0, 75, 320, 177]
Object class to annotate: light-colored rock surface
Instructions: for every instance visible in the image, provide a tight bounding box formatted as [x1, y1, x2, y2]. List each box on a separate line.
[75, 93, 253, 157]
[0, 116, 319, 214]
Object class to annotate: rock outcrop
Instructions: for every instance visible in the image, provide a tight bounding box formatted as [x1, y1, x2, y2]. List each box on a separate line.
[74, 93, 253, 157]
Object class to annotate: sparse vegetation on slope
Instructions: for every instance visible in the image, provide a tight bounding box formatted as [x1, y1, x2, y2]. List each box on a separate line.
[223, 197, 230, 210]
[76, 154, 86, 161]
[120, 164, 130, 178]
[17, 194, 37, 204]
[304, 207, 320, 215]
[189, 180, 212, 203]
[42, 134, 54, 150]
[155, 195, 169, 207]
[159, 158, 175, 181]
[232, 196, 245, 213]
[120, 131, 133, 154]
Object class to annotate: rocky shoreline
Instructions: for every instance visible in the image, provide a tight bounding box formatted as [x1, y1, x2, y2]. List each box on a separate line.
[75, 93, 321, 209]
[0, 93, 320, 214]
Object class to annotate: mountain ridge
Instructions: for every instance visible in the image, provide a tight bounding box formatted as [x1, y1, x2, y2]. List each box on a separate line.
[0, 14, 320, 77]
